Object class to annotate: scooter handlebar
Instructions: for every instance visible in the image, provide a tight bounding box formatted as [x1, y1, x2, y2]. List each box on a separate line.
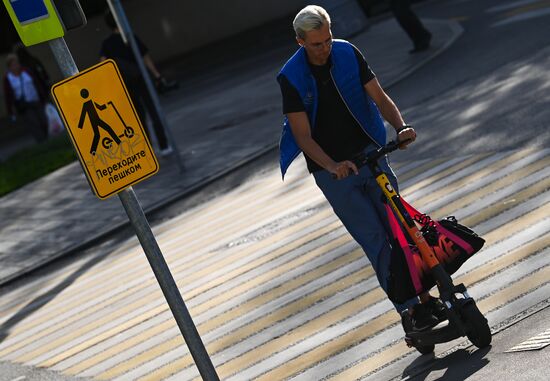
[362, 138, 411, 165]
[330, 139, 411, 179]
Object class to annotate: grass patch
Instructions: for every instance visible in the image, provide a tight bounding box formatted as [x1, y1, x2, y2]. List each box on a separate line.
[0, 134, 77, 197]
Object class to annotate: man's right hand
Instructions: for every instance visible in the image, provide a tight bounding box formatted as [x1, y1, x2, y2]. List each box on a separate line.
[328, 160, 359, 180]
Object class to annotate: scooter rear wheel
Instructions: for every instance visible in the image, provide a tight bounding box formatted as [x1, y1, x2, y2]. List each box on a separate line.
[461, 301, 492, 348]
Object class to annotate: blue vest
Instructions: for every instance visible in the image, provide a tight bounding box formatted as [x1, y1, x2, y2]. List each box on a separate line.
[277, 39, 386, 179]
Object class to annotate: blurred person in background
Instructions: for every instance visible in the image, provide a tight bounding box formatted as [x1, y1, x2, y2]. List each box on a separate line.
[390, 0, 432, 53]
[100, 11, 175, 155]
[13, 42, 51, 96]
[3, 54, 48, 142]
[357, 0, 431, 53]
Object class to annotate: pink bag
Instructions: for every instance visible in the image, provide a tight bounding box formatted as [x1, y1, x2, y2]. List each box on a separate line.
[385, 198, 485, 303]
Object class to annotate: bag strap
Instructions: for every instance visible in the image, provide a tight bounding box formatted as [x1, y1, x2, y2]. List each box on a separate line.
[384, 204, 424, 293]
[400, 196, 475, 254]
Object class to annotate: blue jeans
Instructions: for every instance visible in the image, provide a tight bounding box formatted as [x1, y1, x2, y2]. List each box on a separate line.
[313, 149, 419, 312]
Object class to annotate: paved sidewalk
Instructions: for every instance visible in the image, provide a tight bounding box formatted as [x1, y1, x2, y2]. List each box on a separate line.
[0, 18, 462, 286]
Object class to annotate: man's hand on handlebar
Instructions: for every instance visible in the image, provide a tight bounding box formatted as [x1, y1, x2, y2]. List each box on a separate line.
[397, 125, 417, 149]
[328, 160, 358, 180]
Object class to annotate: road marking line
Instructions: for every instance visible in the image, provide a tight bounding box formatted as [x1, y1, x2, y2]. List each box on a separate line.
[0, 148, 547, 381]
[46, 233, 357, 370]
[101, 267, 373, 381]
[64, 255, 367, 375]
[400, 154, 490, 195]
[462, 183, 549, 230]
[397, 157, 451, 184]
[409, 150, 548, 210]
[506, 330, 550, 352]
[8, 376, 26, 381]
[319, 266, 550, 381]
[13, 223, 347, 363]
[169, 243, 550, 381]
[90, 242, 366, 378]
[0, 171, 315, 314]
[0, 196, 332, 342]
[434, 164, 550, 220]
[0, 208, 336, 356]
[223, 243, 550, 381]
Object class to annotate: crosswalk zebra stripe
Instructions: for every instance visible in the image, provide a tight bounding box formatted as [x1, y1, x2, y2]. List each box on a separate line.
[417, 152, 549, 212]
[15, 222, 349, 364]
[401, 151, 509, 198]
[0, 148, 547, 381]
[73, 260, 370, 377]
[91, 242, 366, 378]
[462, 181, 549, 231]
[291, 262, 550, 381]
[444, 166, 549, 220]
[139, 227, 550, 376]
[257, 237, 549, 381]
[399, 154, 485, 192]
[2, 205, 336, 354]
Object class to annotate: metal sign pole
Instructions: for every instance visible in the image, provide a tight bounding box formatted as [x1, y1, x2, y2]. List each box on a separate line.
[118, 187, 220, 381]
[106, 0, 185, 174]
[49, 37, 218, 381]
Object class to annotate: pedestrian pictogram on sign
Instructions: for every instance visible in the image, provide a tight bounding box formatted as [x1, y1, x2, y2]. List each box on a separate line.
[52, 59, 159, 199]
[77, 88, 122, 155]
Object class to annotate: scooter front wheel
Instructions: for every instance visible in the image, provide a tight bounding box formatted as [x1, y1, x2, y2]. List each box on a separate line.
[461, 301, 492, 348]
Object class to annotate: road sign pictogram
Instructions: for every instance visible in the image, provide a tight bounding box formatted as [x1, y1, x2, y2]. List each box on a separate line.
[52, 59, 159, 199]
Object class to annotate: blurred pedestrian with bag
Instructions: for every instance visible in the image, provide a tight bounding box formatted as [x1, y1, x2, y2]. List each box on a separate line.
[3, 54, 48, 142]
[13, 42, 51, 96]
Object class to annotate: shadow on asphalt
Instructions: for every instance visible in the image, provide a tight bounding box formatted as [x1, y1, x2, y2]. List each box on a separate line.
[0, 248, 113, 344]
[405, 345, 492, 380]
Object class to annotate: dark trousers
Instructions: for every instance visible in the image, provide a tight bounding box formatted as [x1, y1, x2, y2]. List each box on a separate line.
[313, 151, 419, 312]
[20, 101, 47, 142]
[130, 81, 169, 150]
[390, 0, 431, 46]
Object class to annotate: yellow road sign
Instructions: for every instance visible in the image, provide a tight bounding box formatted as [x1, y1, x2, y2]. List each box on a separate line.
[2, 0, 64, 46]
[51, 59, 159, 199]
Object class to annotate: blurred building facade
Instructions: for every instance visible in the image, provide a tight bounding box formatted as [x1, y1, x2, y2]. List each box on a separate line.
[0, 0, 310, 115]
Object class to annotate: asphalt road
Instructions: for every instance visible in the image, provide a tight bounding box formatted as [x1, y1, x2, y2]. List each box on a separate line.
[388, 0, 550, 161]
[0, 0, 548, 380]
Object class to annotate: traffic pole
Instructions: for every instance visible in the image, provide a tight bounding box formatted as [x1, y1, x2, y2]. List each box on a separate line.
[118, 187, 220, 381]
[48, 37, 219, 381]
[106, 0, 185, 174]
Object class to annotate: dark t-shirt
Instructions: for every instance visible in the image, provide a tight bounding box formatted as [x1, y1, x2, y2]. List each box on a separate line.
[278, 45, 376, 173]
[100, 33, 148, 87]
[99, 33, 148, 62]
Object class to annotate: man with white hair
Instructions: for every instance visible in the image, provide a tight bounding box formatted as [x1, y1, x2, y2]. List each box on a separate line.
[277, 5, 445, 332]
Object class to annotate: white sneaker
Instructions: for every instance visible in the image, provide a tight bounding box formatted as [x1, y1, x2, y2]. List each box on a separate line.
[159, 146, 173, 157]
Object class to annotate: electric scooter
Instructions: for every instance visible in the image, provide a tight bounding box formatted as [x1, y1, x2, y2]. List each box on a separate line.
[355, 140, 492, 354]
